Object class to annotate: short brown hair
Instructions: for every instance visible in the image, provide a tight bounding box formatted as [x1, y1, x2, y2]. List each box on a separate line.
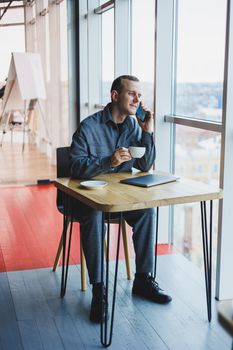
[110, 75, 139, 93]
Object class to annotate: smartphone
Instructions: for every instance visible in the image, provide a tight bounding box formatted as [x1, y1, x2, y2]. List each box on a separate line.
[136, 103, 146, 121]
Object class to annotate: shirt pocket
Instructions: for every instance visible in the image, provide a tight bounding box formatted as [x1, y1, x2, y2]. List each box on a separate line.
[89, 144, 112, 157]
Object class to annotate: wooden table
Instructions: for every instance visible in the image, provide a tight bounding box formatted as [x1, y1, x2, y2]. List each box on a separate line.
[54, 171, 223, 347]
[54, 171, 222, 212]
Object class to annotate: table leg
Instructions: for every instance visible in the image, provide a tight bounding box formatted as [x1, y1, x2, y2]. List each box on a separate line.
[100, 212, 122, 347]
[200, 200, 213, 322]
[153, 207, 159, 279]
[60, 195, 74, 298]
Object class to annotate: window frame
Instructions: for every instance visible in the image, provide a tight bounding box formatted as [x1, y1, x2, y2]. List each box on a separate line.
[77, 0, 233, 299]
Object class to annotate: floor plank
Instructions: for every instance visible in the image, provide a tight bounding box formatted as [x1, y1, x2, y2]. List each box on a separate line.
[35, 317, 64, 350]
[1, 255, 231, 350]
[116, 255, 231, 350]
[0, 184, 136, 273]
[18, 320, 44, 350]
[0, 142, 56, 187]
[0, 273, 23, 350]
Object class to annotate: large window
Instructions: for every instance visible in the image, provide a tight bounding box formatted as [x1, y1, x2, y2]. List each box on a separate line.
[173, 125, 221, 273]
[59, 0, 69, 144]
[101, 7, 114, 104]
[172, 0, 227, 272]
[0, 5, 25, 82]
[175, 0, 227, 122]
[0, 3, 25, 142]
[175, 126, 221, 185]
[78, 0, 233, 298]
[131, 0, 155, 110]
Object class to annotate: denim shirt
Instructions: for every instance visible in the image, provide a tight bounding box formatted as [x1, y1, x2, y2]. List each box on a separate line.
[70, 103, 156, 179]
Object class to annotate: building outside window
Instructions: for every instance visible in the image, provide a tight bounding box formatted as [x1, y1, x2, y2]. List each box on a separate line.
[172, 0, 227, 273]
[175, 0, 226, 122]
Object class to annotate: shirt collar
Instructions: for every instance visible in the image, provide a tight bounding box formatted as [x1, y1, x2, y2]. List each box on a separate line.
[102, 103, 132, 128]
[102, 103, 114, 123]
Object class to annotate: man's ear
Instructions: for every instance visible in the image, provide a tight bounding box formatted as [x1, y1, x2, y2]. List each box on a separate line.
[111, 90, 118, 102]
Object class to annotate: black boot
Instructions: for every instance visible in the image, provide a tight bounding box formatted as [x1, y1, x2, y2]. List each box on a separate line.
[132, 273, 172, 304]
[90, 283, 108, 323]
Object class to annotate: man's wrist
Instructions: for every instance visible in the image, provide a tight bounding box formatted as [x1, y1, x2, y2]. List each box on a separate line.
[142, 129, 153, 136]
[141, 126, 153, 134]
[110, 156, 116, 168]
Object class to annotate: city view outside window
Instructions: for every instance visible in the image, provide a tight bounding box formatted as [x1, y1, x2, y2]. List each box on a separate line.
[173, 0, 226, 273]
[174, 125, 221, 272]
[175, 0, 227, 122]
[131, 0, 155, 110]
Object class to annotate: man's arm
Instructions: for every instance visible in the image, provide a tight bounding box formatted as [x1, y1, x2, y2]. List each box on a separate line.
[69, 130, 113, 179]
[133, 106, 156, 171]
[133, 131, 156, 172]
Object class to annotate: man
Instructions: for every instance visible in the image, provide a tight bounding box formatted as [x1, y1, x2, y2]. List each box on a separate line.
[70, 75, 172, 323]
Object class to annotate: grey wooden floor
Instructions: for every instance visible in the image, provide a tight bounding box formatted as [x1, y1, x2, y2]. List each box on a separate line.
[0, 254, 232, 350]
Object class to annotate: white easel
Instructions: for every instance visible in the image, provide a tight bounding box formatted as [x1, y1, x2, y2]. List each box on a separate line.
[0, 52, 51, 150]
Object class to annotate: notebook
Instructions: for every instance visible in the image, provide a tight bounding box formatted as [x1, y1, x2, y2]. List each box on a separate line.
[120, 174, 179, 188]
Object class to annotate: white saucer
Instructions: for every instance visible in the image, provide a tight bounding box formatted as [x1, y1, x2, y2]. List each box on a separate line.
[80, 180, 108, 189]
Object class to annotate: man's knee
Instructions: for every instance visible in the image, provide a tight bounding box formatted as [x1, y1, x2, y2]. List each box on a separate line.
[72, 200, 102, 222]
[81, 208, 102, 224]
[137, 207, 155, 219]
[145, 207, 155, 216]
[124, 207, 155, 226]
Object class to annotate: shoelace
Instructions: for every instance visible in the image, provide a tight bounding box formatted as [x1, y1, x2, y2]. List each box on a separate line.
[147, 276, 162, 291]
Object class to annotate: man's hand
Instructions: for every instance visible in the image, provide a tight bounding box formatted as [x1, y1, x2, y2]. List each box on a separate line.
[136, 103, 154, 133]
[110, 147, 132, 168]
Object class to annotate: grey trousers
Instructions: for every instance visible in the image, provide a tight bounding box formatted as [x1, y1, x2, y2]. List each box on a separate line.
[73, 200, 156, 284]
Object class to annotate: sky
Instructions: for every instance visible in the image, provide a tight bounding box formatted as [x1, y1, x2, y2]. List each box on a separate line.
[102, 0, 227, 83]
[0, 0, 228, 84]
[0, 2, 68, 84]
[176, 0, 227, 83]
[0, 7, 25, 83]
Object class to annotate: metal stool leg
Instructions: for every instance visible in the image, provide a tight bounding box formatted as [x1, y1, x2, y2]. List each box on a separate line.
[54, 220, 130, 290]
[55, 222, 86, 291]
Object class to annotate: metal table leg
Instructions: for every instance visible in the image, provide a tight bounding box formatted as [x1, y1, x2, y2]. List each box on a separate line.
[200, 200, 213, 322]
[100, 212, 122, 347]
[60, 194, 74, 298]
[153, 207, 159, 279]
[153, 202, 213, 323]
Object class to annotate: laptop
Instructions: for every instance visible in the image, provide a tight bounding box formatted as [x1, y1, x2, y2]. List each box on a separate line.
[120, 174, 179, 188]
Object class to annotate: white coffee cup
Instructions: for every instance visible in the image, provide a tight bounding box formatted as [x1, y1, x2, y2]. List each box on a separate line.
[129, 146, 146, 158]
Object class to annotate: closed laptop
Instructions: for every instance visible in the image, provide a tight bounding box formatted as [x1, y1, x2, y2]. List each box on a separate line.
[120, 174, 179, 188]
